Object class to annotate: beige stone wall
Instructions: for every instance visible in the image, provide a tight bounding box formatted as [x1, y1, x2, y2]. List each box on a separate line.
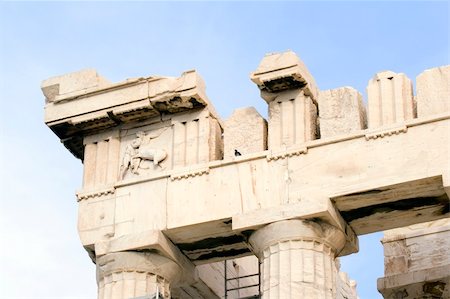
[382, 219, 450, 276]
[378, 219, 450, 298]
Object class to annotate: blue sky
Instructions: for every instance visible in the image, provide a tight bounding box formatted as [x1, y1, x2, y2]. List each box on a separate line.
[0, 1, 448, 298]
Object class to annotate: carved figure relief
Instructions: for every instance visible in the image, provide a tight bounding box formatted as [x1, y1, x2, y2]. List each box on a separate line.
[120, 129, 168, 179]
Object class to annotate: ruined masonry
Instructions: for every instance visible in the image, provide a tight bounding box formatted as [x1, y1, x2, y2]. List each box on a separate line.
[42, 51, 450, 299]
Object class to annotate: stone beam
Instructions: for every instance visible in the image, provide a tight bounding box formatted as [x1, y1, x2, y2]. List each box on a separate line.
[164, 114, 449, 232]
[73, 112, 449, 264]
[42, 69, 219, 159]
[377, 219, 450, 298]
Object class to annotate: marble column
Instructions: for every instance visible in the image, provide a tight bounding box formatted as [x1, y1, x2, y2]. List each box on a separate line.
[96, 252, 180, 299]
[249, 219, 346, 299]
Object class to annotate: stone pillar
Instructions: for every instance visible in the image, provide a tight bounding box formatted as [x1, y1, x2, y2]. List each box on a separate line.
[248, 220, 346, 299]
[96, 252, 180, 299]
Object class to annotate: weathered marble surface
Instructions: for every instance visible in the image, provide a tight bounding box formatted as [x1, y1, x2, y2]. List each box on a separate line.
[43, 50, 449, 299]
[378, 219, 450, 299]
[318, 87, 366, 138]
[224, 107, 267, 159]
[416, 65, 450, 117]
[367, 71, 415, 128]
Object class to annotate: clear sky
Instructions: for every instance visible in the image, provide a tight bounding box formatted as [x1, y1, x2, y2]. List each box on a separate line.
[0, 1, 448, 298]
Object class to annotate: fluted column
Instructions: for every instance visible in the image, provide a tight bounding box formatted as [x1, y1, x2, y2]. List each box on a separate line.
[96, 252, 180, 299]
[249, 219, 346, 299]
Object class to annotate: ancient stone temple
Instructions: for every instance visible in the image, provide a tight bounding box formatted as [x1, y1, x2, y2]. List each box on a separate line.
[42, 51, 449, 299]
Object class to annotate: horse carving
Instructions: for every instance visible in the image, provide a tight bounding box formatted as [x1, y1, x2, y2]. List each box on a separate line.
[120, 129, 168, 179]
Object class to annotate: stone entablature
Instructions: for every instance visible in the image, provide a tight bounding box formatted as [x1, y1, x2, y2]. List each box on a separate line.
[378, 219, 450, 299]
[42, 69, 221, 160]
[73, 114, 448, 259]
[42, 51, 449, 299]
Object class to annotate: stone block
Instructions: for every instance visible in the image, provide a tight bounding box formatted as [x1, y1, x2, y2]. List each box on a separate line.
[250, 51, 320, 151]
[318, 87, 367, 138]
[171, 109, 223, 168]
[379, 219, 450, 297]
[416, 65, 450, 117]
[384, 256, 408, 275]
[149, 70, 219, 118]
[77, 192, 115, 245]
[251, 50, 319, 101]
[267, 89, 317, 149]
[224, 107, 267, 159]
[336, 270, 359, 299]
[383, 240, 408, 258]
[378, 266, 450, 299]
[83, 130, 121, 188]
[367, 71, 415, 128]
[41, 68, 110, 102]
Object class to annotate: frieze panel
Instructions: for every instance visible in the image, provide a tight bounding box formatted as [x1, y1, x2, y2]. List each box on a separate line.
[119, 126, 172, 180]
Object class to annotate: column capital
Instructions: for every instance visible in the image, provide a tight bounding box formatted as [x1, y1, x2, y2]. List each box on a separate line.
[248, 219, 346, 258]
[248, 219, 348, 298]
[96, 251, 181, 285]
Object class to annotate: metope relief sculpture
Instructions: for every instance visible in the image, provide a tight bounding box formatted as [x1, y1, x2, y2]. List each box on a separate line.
[119, 128, 169, 179]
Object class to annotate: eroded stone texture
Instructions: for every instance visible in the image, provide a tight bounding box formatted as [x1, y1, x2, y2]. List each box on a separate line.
[416, 65, 450, 117]
[224, 107, 267, 159]
[169, 109, 223, 169]
[249, 220, 346, 299]
[96, 252, 180, 299]
[251, 51, 319, 150]
[41, 68, 110, 103]
[251, 51, 319, 101]
[378, 219, 450, 299]
[267, 89, 318, 149]
[82, 131, 121, 188]
[42, 52, 450, 299]
[336, 270, 358, 299]
[318, 87, 367, 138]
[367, 71, 415, 128]
[43, 69, 222, 160]
[383, 219, 450, 275]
